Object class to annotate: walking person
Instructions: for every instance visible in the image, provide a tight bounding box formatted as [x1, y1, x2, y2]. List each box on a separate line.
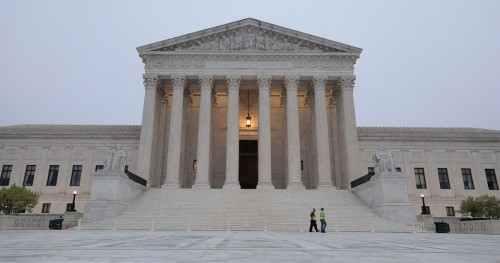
[320, 207, 327, 233]
[309, 208, 319, 232]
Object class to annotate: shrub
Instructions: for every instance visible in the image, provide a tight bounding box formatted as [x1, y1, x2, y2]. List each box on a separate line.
[0, 184, 39, 215]
[457, 194, 500, 220]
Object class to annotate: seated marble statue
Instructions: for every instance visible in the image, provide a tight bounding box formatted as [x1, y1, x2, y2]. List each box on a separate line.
[373, 146, 395, 173]
[103, 144, 128, 172]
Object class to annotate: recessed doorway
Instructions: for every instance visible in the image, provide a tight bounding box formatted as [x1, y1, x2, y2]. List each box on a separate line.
[239, 140, 258, 189]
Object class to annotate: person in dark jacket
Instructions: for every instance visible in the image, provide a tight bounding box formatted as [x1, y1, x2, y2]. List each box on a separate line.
[309, 208, 319, 232]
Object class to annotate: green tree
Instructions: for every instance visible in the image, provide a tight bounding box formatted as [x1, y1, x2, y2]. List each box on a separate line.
[458, 194, 500, 219]
[0, 184, 39, 215]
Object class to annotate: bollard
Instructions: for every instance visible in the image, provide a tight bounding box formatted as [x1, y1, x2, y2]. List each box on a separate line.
[264, 220, 268, 232]
[113, 217, 117, 231]
[77, 218, 81, 231]
[299, 222, 303, 232]
[371, 220, 375, 233]
[187, 217, 191, 231]
[150, 218, 155, 231]
[412, 221, 416, 233]
[226, 218, 230, 232]
[335, 222, 339, 232]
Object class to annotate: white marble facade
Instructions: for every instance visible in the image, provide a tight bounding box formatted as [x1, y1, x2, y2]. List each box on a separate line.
[0, 19, 499, 217]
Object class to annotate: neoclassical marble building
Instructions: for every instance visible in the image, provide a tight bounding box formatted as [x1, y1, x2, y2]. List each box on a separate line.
[0, 18, 499, 219]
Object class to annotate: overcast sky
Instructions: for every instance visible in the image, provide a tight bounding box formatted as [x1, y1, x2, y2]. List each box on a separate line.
[1, 0, 499, 130]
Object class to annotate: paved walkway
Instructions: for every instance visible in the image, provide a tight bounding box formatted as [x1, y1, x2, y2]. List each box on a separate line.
[0, 230, 498, 262]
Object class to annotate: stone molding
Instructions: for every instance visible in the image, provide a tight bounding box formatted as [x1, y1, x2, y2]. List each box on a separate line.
[338, 76, 356, 91]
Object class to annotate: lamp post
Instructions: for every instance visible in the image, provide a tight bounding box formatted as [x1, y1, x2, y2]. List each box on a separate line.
[420, 194, 429, 214]
[72, 191, 77, 212]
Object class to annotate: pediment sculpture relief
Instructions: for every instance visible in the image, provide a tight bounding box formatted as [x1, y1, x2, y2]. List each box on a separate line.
[153, 26, 345, 53]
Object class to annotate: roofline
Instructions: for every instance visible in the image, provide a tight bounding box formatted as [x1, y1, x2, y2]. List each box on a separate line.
[136, 18, 362, 54]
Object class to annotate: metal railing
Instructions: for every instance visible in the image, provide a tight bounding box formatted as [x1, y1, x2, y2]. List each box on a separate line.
[350, 173, 374, 188]
[125, 171, 147, 186]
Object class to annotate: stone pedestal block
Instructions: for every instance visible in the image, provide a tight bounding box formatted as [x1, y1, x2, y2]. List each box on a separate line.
[352, 172, 417, 224]
[417, 214, 436, 232]
[83, 171, 146, 221]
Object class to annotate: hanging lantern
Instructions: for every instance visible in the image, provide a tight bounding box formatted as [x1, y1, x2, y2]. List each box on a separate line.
[246, 90, 251, 128]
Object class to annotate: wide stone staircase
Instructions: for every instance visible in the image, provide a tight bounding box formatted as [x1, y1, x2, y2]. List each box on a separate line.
[80, 187, 421, 232]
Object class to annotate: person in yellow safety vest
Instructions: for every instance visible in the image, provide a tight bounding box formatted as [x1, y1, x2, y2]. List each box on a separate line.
[309, 208, 319, 232]
[320, 207, 327, 233]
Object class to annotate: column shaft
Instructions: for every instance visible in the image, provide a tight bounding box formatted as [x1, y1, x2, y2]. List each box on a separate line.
[336, 76, 360, 188]
[284, 75, 303, 188]
[194, 75, 214, 188]
[165, 75, 186, 187]
[224, 75, 241, 188]
[257, 75, 273, 188]
[330, 91, 342, 189]
[312, 75, 333, 187]
[138, 74, 159, 185]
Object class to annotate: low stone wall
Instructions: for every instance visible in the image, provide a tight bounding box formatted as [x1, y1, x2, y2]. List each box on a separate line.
[434, 217, 500, 234]
[0, 214, 64, 230]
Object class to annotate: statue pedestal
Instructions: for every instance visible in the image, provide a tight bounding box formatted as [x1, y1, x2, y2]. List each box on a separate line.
[83, 171, 146, 221]
[352, 172, 417, 224]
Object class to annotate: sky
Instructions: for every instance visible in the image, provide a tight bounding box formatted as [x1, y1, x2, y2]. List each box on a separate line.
[1, 0, 499, 130]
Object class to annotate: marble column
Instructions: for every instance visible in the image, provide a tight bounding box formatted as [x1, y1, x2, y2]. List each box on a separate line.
[330, 90, 341, 189]
[193, 75, 214, 188]
[257, 75, 273, 189]
[336, 76, 360, 188]
[312, 75, 333, 188]
[224, 75, 241, 188]
[137, 74, 159, 185]
[284, 75, 303, 188]
[165, 74, 186, 187]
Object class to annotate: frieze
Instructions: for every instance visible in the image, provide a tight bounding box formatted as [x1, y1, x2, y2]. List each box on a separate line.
[142, 54, 356, 71]
[152, 26, 346, 53]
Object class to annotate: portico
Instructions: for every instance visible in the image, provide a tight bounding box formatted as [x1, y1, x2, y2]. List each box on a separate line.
[136, 18, 362, 190]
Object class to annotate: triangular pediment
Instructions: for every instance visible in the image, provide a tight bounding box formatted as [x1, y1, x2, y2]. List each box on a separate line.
[137, 18, 362, 54]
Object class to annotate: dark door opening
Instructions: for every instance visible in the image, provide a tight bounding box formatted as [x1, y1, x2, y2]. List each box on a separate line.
[239, 140, 258, 189]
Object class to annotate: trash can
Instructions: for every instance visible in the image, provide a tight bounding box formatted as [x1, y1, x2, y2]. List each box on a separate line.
[434, 222, 450, 233]
[49, 219, 64, 230]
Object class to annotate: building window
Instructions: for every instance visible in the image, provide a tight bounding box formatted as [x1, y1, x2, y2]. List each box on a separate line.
[395, 167, 401, 172]
[368, 167, 375, 175]
[95, 165, 104, 172]
[0, 165, 13, 186]
[66, 203, 73, 212]
[42, 203, 51, 213]
[462, 168, 474, 190]
[70, 165, 82, 186]
[446, 206, 455, 216]
[414, 168, 427, 189]
[23, 165, 36, 186]
[437, 168, 450, 189]
[46, 165, 59, 186]
[485, 169, 499, 190]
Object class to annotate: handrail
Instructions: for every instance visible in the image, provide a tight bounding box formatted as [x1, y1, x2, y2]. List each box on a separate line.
[350, 173, 374, 188]
[125, 171, 147, 186]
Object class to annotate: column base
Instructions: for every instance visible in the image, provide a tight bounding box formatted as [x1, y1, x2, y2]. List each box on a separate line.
[223, 182, 240, 189]
[317, 183, 334, 189]
[287, 182, 305, 190]
[192, 182, 210, 189]
[257, 182, 274, 190]
[163, 181, 180, 188]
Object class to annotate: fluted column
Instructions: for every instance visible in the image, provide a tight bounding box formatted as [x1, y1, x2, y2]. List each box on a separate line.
[138, 74, 159, 185]
[257, 75, 273, 189]
[330, 90, 341, 189]
[193, 75, 214, 188]
[224, 75, 241, 188]
[312, 75, 333, 188]
[284, 75, 303, 188]
[165, 74, 186, 187]
[336, 76, 360, 188]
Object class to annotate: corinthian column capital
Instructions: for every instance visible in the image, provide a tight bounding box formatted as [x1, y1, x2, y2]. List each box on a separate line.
[338, 75, 356, 90]
[284, 74, 300, 90]
[143, 74, 159, 90]
[226, 75, 241, 91]
[257, 75, 272, 90]
[312, 75, 328, 91]
[198, 75, 214, 90]
[171, 74, 186, 91]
